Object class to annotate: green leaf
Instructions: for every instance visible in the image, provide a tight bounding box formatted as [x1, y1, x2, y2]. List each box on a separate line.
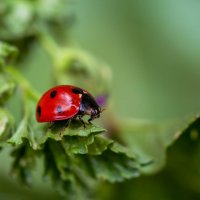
[87, 135, 113, 155]
[61, 134, 95, 154]
[46, 120, 106, 139]
[88, 142, 140, 182]
[120, 115, 200, 174]
[8, 96, 43, 150]
[8, 116, 36, 147]
[47, 139, 71, 181]
[11, 141, 37, 185]
[0, 73, 16, 104]
[42, 137, 140, 199]
[43, 139, 95, 199]
[0, 108, 14, 144]
[0, 41, 18, 67]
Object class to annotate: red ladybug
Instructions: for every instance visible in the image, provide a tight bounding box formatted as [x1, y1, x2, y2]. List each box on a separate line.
[36, 85, 101, 126]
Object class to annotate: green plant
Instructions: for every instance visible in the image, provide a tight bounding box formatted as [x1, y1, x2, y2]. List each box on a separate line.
[0, 1, 200, 200]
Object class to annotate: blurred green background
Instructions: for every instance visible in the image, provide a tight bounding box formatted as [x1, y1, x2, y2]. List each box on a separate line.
[73, 0, 200, 120]
[1, 0, 200, 199]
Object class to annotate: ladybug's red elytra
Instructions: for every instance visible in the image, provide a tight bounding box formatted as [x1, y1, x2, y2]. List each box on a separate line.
[36, 85, 101, 126]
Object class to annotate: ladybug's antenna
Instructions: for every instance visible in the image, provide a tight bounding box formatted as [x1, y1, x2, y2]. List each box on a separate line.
[100, 107, 106, 113]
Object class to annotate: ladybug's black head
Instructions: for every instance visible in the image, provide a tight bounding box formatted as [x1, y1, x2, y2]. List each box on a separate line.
[79, 92, 101, 120]
[71, 86, 103, 122]
[86, 104, 101, 123]
[91, 106, 101, 119]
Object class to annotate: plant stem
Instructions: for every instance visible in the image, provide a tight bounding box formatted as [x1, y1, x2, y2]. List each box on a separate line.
[5, 66, 40, 101]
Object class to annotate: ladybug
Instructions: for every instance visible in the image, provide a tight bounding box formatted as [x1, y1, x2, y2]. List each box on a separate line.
[36, 85, 101, 127]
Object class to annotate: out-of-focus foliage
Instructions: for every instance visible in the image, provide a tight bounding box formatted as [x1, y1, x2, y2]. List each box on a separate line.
[0, 0, 200, 200]
[0, 42, 16, 146]
[0, 108, 14, 144]
[94, 118, 200, 200]
[119, 115, 199, 173]
[0, 0, 71, 40]
[0, 41, 18, 66]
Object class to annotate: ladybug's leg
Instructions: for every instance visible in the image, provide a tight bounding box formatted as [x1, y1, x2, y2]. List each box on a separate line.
[88, 110, 99, 124]
[88, 117, 92, 124]
[59, 119, 71, 137]
[64, 118, 71, 128]
[78, 115, 86, 128]
[88, 116, 94, 124]
[48, 121, 55, 130]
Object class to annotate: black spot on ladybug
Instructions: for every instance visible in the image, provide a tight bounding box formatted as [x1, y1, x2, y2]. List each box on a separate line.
[50, 90, 57, 98]
[57, 105, 62, 113]
[72, 87, 83, 94]
[37, 106, 41, 117]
